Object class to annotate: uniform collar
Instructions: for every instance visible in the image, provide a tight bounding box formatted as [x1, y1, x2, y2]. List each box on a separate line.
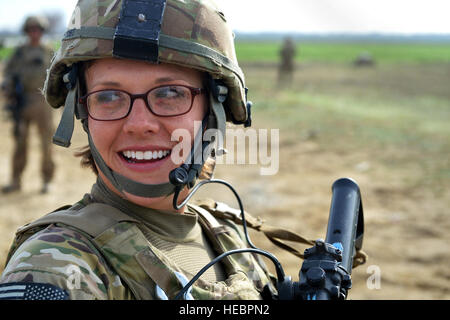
[90, 178, 200, 240]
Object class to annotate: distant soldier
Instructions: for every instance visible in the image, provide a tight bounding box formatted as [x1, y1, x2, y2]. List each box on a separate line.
[1, 16, 55, 194]
[278, 37, 297, 86]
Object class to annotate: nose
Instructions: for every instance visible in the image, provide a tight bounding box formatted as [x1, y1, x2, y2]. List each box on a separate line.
[122, 97, 161, 136]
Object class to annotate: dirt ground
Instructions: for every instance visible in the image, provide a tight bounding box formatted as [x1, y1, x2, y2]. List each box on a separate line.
[0, 62, 448, 300]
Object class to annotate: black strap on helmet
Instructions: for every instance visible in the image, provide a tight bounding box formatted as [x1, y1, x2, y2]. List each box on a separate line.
[113, 0, 167, 62]
[52, 64, 80, 147]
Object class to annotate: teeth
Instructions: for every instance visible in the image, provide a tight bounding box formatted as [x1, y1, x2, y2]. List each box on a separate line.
[135, 151, 144, 160]
[144, 151, 153, 160]
[122, 150, 170, 160]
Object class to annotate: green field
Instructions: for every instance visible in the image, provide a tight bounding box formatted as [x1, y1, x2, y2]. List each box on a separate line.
[1, 41, 450, 63]
[0, 47, 12, 60]
[235, 42, 450, 64]
[252, 61, 449, 177]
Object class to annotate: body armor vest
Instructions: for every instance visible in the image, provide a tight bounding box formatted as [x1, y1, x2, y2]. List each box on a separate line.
[6, 201, 276, 300]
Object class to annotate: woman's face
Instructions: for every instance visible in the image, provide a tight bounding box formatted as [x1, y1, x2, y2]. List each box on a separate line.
[85, 58, 207, 210]
[26, 26, 43, 45]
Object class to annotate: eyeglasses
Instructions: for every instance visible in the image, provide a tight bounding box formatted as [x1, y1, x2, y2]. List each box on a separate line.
[79, 85, 204, 121]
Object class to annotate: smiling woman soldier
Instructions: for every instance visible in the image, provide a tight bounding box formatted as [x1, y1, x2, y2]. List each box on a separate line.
[0, 0, 278, 300]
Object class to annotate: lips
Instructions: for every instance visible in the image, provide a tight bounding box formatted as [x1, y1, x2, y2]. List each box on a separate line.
[110, 146, 173, 181]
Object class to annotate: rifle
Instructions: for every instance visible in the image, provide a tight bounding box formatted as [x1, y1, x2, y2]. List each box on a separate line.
[3, 74, 26, 137]
[174, 177, 366, 300]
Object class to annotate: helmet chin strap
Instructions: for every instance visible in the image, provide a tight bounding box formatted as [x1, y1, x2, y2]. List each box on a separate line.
[85, 114, 210, 199]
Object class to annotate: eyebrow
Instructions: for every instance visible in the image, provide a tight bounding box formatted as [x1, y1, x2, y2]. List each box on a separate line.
[95, 81, 121, 87]
[93, 77, 179, 88]
[154, 77, 177, 84]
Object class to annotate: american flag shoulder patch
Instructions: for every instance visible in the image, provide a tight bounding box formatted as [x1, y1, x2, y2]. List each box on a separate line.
[0, 282, 69, 300]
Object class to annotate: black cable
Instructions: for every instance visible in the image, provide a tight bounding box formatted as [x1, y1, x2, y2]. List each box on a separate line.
[173, 178, 256, 249]
[174, 248, 285, 300]
[172, 178, 286, 300]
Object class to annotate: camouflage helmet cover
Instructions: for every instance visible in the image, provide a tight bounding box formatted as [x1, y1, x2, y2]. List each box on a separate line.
[22, 15, 49, 33]
[44, 0, 249, 125]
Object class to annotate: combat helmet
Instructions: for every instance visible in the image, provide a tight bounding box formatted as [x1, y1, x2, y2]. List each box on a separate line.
[44, 0, 252, 199]
[22, 15, 49, 33]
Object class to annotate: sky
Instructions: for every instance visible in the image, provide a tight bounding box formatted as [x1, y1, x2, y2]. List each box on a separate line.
[0, 0, 449, 34]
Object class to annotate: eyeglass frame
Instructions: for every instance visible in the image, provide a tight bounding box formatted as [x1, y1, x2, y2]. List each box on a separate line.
[78, 85, 205, 121]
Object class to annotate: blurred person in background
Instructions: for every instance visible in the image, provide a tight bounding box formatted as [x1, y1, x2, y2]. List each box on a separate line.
[1, 15, 55, 194]
[278, 37, 297, 86]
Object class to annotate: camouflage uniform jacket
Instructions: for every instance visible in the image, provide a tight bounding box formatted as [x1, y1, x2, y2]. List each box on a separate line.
[0, 194, 276, 300]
